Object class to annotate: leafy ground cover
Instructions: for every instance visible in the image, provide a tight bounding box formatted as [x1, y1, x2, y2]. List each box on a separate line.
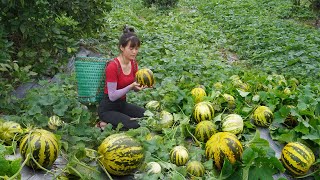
[0, 0, 319, 179]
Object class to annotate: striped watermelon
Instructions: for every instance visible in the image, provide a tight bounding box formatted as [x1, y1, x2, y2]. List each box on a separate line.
[145, 100, 160, 111]
[253, 106, 274, 127]
[221, 114, 243, 135]
[191, 87, 207, 103]
[98, 133, 144, 176]
[170, 145, 189, 166]
[229, 75, 240, 81]
[135, 68, 154, 87]
[281, 142, 315, 176]
[0, 121, 23, 145]
[213, 82, 223, 89]
[205, 132, 243, 170]
[222, 93, 235, 109]
[192, 102, 215, 123]
[48, 115, 63, 130]
[194, 121, 217, 142]
[19, 129, 59, 169]
[186, 161, 205, 177]
[283, 105, 298, 128]
[146, 162, 161, 174]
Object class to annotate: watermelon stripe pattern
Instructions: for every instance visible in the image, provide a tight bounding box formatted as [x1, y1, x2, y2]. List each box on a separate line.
[191, 87, 207, 103]
[195, 121, 217, 142]
[19, 129, 59, 169]
[281, 142, 315, 176]
[186, 161, 205, 177]
[205, 132, 243, 170]
[221, 114, 244, 135]
[135, 68, 154, 87]
[192, 102, 215, 123]
[98, 133, 144, 176]
[0, 121, 23, 144]
[170, 146, 189, 166]
[253, 106, 274, 127]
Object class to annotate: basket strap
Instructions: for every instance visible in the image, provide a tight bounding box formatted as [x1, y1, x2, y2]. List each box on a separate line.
[133, 59, 138, 73]
[94, 59, 135, 100]
[114, 59, 121, 74]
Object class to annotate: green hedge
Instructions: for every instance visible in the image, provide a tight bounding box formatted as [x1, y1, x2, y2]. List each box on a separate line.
[0, 0, 112, 76]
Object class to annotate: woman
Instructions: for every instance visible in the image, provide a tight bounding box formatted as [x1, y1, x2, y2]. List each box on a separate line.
[97, 26, 147, 130]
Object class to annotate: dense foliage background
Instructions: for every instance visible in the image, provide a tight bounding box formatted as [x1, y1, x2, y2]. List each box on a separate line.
[0, 0, 319, 179]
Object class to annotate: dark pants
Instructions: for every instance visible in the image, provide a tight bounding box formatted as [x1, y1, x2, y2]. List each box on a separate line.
[98, 95, 145, 130]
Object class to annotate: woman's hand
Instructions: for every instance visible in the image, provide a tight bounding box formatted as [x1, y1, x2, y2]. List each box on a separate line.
[131, 82, 146, 91]
[131, 82, 154, 91]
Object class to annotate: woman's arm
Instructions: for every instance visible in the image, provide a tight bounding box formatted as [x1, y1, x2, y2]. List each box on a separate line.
[107, 82, 143, 101]
[107, 82, 132, 101]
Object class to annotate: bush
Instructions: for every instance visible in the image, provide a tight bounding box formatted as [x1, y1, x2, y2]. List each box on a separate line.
[310, 0, 320, 12]
[142, 0, 179, 8]
[0, 0, 112, 76]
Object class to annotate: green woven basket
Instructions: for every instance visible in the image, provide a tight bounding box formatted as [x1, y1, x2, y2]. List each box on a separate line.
[75, 56, 109, 103]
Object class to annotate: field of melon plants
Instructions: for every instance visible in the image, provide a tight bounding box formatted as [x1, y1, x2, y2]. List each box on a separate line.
[1, 0, 320, 179]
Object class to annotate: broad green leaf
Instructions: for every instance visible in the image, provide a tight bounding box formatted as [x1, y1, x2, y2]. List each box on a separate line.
[247, 130, 270, 151]
[170, 171, 185, 180]
[237, 89, 250, 97]
[203, 159, 214, 170]
[248, 165, 274, 180]
[274, 130, 297, 143]
[294, 122, 310, 134]
[242, 147, 257, 165]
[38, 95, 55, 106]
[7, 158, 21, 177]
[302, 127, 320, 145]
[27, 105, 42, 115]
[0, 155, 10, 176]
[242, 107, 253, 114]
[220, 158, 234, 179]
[252, 95, 260, 102]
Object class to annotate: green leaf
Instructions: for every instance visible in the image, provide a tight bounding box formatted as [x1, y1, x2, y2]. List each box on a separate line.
[252, 95, 260, 102]
[0, 155, 21, 177]
[247, 130, 270, 152]
[248, 165, 274, 180]
[242, 107, 253, 114]
[302, 126, 320, 145]
[294, 122, 310, 134]
[53, 101, 69, 116]
[170, 171, 185, 180]
[0, 155, 10, 176]
[220, 158, 235, 179]
[203, 159, 214, 170]
[242, 147, 258, 165]
[237, 89, 250, 97]
[274, 130, 297, 143]
[27, 105, 42, 115]
[38, 95, 55, 106]
[287, 59, 300, 66]
[8, 158, 21, 177]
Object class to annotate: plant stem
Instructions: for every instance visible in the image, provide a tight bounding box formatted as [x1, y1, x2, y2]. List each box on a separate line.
[98, 159, 113, 180]
[30, 155, 55, 175]
[68, 166, 84, 179]
[73, 156, 100, 172]
[185, 125, 201, 146]
[296, 169, 320, 179]
[8, 153, 30, 180]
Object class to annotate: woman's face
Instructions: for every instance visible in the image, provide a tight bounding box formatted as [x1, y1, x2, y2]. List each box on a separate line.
[121, 41, 139, 60]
